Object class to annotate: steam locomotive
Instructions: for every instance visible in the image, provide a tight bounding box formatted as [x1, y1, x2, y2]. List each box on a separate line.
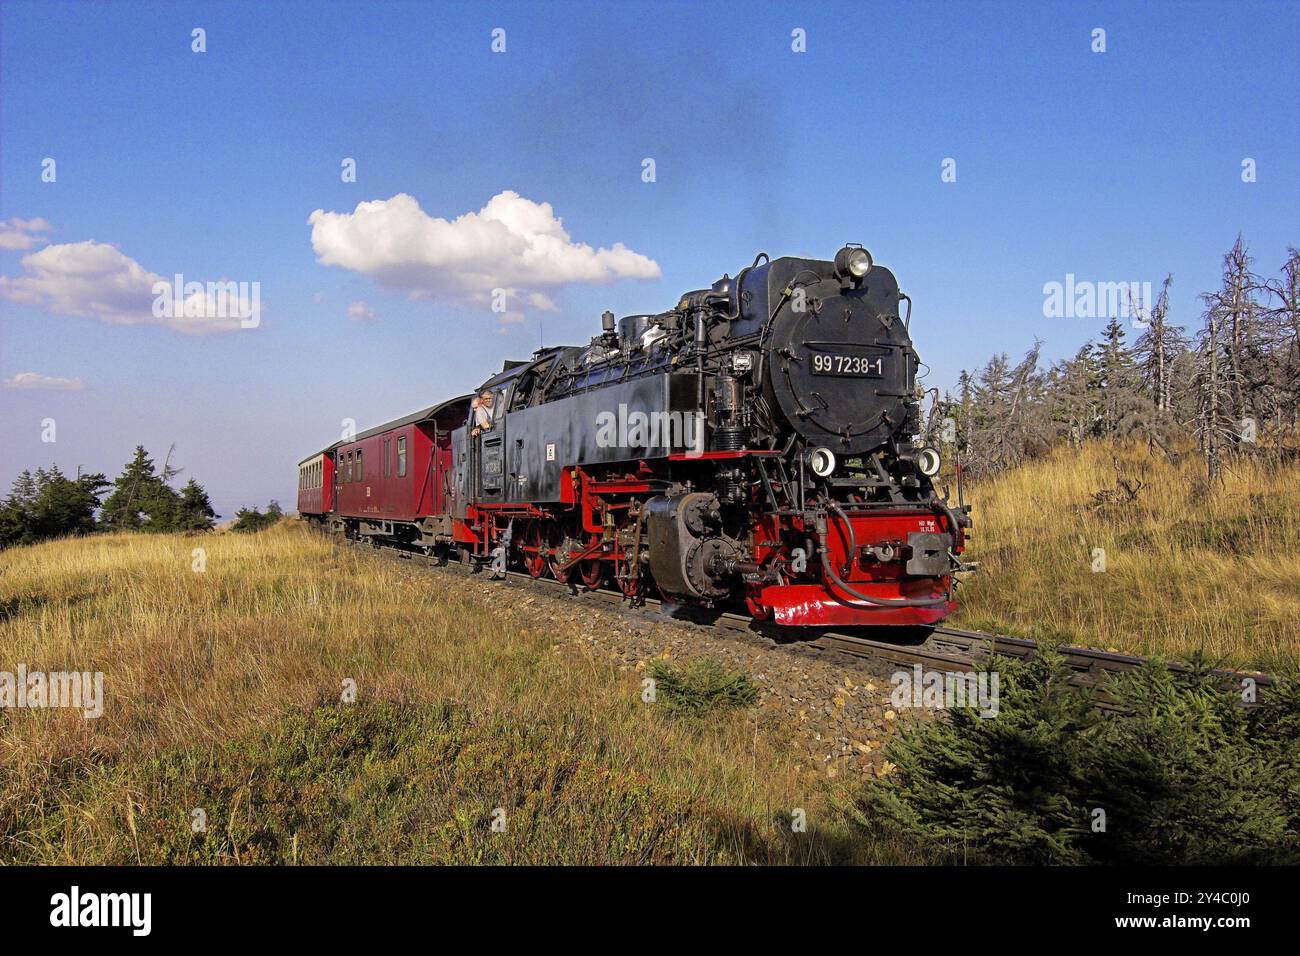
[297, 246, 973, 627]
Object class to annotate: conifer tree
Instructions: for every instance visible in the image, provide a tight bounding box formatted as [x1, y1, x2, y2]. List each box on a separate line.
[100, 445, 181, 531]
[176, 479, 218, 532]
[1096, 316, 1146, 436]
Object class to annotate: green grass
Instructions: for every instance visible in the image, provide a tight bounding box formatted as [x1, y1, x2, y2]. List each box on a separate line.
[9, 701, 773, 865]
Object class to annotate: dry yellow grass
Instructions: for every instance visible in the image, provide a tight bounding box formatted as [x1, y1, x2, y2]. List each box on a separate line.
[0, 524, 899, 864]
[954, 441, 1300, 673]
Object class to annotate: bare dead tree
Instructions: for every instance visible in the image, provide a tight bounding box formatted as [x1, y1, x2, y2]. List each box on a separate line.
[949, 235, 1294, 484]
[1091, 455, 1145, 509]
[1132, 274, 1187, 414]
[1258, 247, 1300, 435]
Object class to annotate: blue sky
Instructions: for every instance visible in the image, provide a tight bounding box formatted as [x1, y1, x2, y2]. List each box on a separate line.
[1, 0, 1296, 517]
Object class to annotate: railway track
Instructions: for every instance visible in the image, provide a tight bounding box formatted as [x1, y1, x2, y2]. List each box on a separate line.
[341, 534, 1274, 707]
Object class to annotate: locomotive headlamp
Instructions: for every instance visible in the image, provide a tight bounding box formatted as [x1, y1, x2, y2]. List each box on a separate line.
[806, 446, 837, 478]
[834, 246, 873, 281]
[916, 447, 942, 477]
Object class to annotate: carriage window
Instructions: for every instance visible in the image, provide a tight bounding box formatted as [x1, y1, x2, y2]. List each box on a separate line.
[384, 439, 390, 477]
[346, 453, 353, 482]
[356, 450, 363, 481]
[397, 436, 407, 477]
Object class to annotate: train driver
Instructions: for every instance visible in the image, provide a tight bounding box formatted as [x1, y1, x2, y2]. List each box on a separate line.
[471, 389, 496, 437]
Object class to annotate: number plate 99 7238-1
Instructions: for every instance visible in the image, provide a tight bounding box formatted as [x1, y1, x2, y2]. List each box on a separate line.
[810, 353, 885, 377]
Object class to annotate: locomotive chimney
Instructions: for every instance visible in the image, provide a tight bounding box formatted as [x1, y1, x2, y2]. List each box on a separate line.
[601, 310, 615, 333]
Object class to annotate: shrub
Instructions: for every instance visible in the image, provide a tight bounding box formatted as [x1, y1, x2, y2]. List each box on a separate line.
[649, 657, 759, 719]
[230, 500, 283, 533]
[853, 650, 1300, 864]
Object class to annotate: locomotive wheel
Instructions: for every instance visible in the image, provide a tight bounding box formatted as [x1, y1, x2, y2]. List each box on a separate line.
[579, 559, 605, 590]
[522, 524, 547, 578]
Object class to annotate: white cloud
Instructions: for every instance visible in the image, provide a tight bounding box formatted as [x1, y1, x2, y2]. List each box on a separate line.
[527, 292, 560, 312]
[4, 371, 85, 391]
[347, 300, 377, 323]
[0, 241, 254, 334]
[307, 191, 659, 314]
[0, 217, 52, 251]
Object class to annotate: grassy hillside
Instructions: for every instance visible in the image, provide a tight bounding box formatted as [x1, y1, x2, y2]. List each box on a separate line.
[2, 443, 1292, 864]
[955, 441, 1300, 674]
[0, 526, 906, 864]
